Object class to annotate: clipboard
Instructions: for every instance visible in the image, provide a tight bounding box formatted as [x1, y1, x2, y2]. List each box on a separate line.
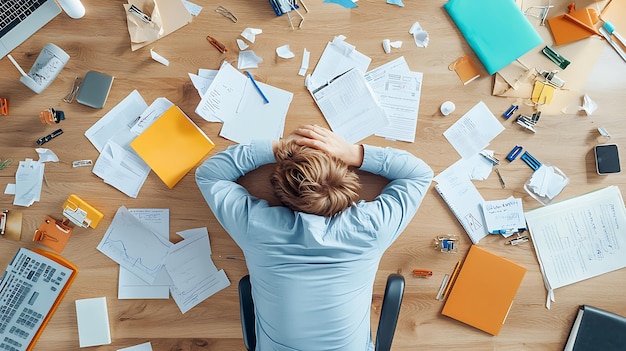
[62, 194, 104, 229]
[33, 215, 73, 253]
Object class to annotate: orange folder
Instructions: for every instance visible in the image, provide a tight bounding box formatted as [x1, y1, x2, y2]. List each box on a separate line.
[547, 5, 600, 46]
[130, 105, 215, 188]
[441, 245, 526, 335]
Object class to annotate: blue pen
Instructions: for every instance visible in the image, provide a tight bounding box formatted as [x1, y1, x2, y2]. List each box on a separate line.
[244, 70, 270, 104]
[490, 228, 527, 235]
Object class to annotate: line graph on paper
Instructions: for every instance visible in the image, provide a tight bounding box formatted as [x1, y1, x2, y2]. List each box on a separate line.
[97, 206, 172, 284]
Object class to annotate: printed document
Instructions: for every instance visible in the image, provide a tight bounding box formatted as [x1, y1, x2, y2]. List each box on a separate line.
[443, 101, 504, 159]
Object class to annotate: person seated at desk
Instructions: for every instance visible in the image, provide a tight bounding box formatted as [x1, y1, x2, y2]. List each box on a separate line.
[195, 125, 433, 350]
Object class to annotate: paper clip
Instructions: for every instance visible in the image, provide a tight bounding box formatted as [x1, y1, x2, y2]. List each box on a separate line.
[524, 5, 554, 26]
[434, 235, 459, 253]
[502, 104, 518, 119]
[206, 35, 228, 53]
[494, 168, 506, 189]
[63, 76, 82, 103]
[0, 98, 8, 116]
[521, 151, 542, 171]
[215, 6, 237, 23]
[542, 46, 570, 69]
[413, 269, 433, 277]
[128, 4, 151, 23]
[506, 145, 523, 162]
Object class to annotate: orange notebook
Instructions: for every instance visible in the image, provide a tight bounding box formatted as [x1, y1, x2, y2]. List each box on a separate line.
[441, 245, 526, 335]
[547, 6, 599, 46]
[130, 105, 215, 188]
[450, 55, 481, 85]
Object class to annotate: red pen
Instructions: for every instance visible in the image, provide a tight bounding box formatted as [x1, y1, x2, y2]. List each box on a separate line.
[413, 269, 433, 277]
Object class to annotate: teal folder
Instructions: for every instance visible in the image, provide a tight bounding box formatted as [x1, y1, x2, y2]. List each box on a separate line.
[443, 0, 543, 75]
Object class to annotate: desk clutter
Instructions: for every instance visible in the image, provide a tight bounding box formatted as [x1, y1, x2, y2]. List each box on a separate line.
[1, 0, 625, 349]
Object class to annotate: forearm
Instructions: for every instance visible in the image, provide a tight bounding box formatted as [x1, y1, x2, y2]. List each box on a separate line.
[360, 145, 433, 187]
[197, 140, 276, 184]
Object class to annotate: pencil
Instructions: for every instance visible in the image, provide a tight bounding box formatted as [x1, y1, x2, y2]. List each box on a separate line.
[244, 70, 270, 104]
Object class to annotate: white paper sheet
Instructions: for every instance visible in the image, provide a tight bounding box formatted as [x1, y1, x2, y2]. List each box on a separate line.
[118, 342, 153, 351]
[443, 101, 505, 159]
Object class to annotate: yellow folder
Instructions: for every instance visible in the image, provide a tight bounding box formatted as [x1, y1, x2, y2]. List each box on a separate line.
[130, 105, 215, 188]
[441, 245, 526, 335]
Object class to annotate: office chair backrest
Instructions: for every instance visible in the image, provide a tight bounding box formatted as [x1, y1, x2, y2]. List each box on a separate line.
[238, 273, 405, 351]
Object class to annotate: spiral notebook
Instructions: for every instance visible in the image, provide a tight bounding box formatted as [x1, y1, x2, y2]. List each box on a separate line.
[435, 178, 488, 244]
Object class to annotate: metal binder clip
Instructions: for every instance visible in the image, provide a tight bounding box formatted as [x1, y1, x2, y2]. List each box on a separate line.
[215, 6, 237, 23]
[524, 5, 554, 26]
[128, 4, 151, 23]
[542, 46, 571, 69]
[521, 151, 542, 171]
[539, 70, 565, 88]
[508, 235, 529, 246]
[269, 0, 305, 29]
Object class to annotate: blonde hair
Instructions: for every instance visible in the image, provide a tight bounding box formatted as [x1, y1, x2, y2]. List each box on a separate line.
[270, 140, 361, 217]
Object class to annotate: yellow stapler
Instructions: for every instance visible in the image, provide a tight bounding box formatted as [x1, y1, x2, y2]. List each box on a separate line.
[62, 194, 104, 229]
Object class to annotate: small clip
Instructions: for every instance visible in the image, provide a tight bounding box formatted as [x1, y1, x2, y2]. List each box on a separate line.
[63, 76, 82, 103]
[521, 151, 542, 171]
[215, 6, 237, 23]
[502, 104, 518, 119]
[524, 5, 554, 26]
[508, 235, 529, 246]
[206, 35, 228, 53]
[39, 108, 65, 125]
[494, 168, 506, 189]
[506, 145, 523, 162]
[542, 46, 570, 69]
[0, 98, 8, 116]
[539, 70, 565, 88]
[515, 114, 536, 133]
[1, 210, 7, 235]
[434, 235, 459, 253]
[480, 151, 500, 165]
[128, 4, 151, 23]
[413, 269, 433, 277]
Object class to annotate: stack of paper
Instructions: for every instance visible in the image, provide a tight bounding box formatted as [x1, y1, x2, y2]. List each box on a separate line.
[194, 61, 293, 144]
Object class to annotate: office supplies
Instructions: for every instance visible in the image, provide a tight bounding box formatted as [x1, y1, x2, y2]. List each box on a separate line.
[547, 5, 600, 46]
[62, 194, 104, 229]
[599, 21, 626, 62]
[131, 105, 215, 188]
[0, 210, 6, 235]
[39, 108, 65, 124]
[76, 70, 114, 109]
[564, 305, 626, 351]
[440, 101, 455, 116]
[0, 98, 7, 116]
[75, 297, 112, 347]
[434, 234, 459, 253]
[494, 168, 505, 189]
[269, 0, 304, 29]
[507, 235, 529, 246]
[520, 151, 541, 171]
[128, 4, 151, 22]
[502, 104, 518, 119]
[449, 55, 481, 85]
[10, 43, 70, 94]
[0, 0, 62, 60]
[0, 210, 22, 241]
[481, 197, 526, 237]
[542, 46, 570, 69]
[524, 5, 553, 26]
[436, 274, 451, 300]
[36, 128, 63, 145]
[245, 71, 270, 104]
[441, 245, 526, 335]
[0, 158, 12, 170]
[33, 215, 73, 253]
[598, 126, 611, 139]
[215, 6, 237, 22]
[506, 145, 522, 161]
[524, 164, 569, 205]
[0, 247, 78, 351]
[413, 269, 433, 277]
[443, 101, 504, 159]
[63, 76, 82, 103]
[515, 114, 536, 133]
[479, 150, 499, 166]
[434, 176, 488, 244]
[443, 0, 543, 75]
[526, 186, 626, 307]
[123, 0, 192, 51]
[594, 143, 621, 174]
[207, 35, 227, 53]
[72, 159, 92, 168]
[539, 70, 565, 88]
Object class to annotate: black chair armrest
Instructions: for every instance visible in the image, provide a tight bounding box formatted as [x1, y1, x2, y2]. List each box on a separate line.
[238, 275, 256, 351]
[375, 273, 405, 351]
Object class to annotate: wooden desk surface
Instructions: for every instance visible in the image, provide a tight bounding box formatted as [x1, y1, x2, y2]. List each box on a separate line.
[1, 0, 625, 350]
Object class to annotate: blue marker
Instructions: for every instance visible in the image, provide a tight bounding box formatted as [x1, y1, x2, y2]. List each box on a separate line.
[245, 70, 270, 104]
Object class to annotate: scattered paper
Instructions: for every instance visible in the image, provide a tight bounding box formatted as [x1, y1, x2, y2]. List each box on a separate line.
[526, 164, 569, 201]
[36, 148, 59, 162]
[236, 39, 249, 50]
[387, 0, 404, 6]
[188, 72, 216, 97]
[443, 101, 505, 159]
[299, 48, 310, 76]
[182, 0, 202, 16]
[150, 48, 170, 66]
[409, 22, 429, 47]
[118, 342, 153, 351]
[238, 50, 263, 69]
[481, 197, 526, 237]
[578, 94, 598, 115]
[12, 158, 44, 207]
[241, 27, 262, 43]
[276, 44, 295, 59]
[382, 39, 402, 53]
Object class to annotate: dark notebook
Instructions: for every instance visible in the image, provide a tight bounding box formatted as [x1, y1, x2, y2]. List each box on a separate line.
[564, 305, 626, 351]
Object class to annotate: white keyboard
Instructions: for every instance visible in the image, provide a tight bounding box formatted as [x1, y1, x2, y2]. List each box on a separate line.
[0, 248, 75, 351]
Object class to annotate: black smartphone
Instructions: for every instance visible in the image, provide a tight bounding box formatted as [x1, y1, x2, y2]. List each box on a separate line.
[594, 144, 621, 175]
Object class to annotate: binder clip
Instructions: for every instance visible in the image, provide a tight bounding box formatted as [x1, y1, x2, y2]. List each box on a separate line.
[39, 107, 65, 125]
[539, 70, 565, 88]
[1, 210, 22, 241]
[542, 46, 570, 69]
[0, 98, 8, 116]
[521, 151, 542, 171]
[502, 104, 518, 120]
[515, 113, 538, 133]
[506, 145, 523, 162]
[434, 235, 459, 253]
[507, 235, 529, 246]
[34, 215, 73, 253]
[62, 194, 104, 229]
[269, 0, 307, 30]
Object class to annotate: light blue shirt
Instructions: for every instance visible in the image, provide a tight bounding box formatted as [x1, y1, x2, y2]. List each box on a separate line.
[196, 140, 433, 351]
